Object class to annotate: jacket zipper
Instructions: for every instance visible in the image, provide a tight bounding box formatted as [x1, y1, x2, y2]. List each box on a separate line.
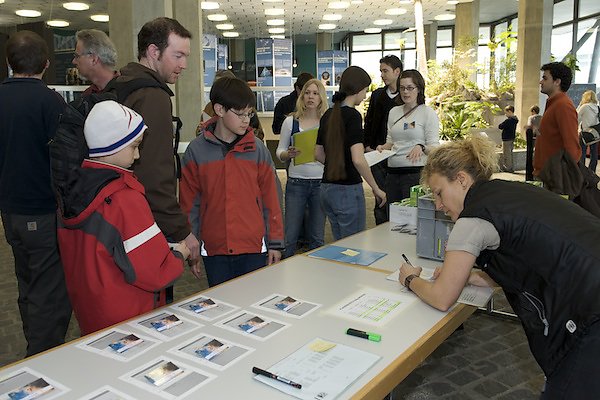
[522, 291, 549, 336]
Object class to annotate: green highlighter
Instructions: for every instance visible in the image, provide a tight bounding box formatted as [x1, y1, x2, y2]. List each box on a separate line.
[346, 328, 381, 342]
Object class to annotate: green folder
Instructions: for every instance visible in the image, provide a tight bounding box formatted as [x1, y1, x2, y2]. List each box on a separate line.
[292, 128, 319, 165]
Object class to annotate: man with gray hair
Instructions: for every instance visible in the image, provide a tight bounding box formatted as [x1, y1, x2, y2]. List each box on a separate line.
[73, 29, 117, 95]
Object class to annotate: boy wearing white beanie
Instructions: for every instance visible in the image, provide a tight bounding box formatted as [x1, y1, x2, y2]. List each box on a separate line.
[57, 100, 189, 335]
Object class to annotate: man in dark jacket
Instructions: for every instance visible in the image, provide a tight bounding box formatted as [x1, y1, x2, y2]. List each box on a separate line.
[0, 31, 71, 356]
[364, 55, 402, 224]
[272, 72, 314, 135]
[107, 18, 200, 283]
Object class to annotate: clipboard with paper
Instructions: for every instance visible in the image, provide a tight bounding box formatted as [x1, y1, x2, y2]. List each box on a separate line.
[291, 128, 319, 165]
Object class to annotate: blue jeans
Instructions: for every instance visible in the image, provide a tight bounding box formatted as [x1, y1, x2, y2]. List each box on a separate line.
[580, 137, 598, 173]
[284, 178, 325, 258]
[203, 253, 268, 287]
[320, 183, 366, 240]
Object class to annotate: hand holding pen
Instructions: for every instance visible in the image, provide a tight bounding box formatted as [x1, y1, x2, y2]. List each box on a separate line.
[400, 254, 422, 287]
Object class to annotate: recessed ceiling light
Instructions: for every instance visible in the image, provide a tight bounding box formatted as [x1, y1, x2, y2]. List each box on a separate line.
[90, 14, 109, 22]
[216, 23, 234, 30]
[447, 0, 459, 4]
[398, 0, 413, 3]
[323, 14, 342, 21]
[223, 31, 239, 37]
[434, 13, 456, 20]
[328, 2, 349, 9]
[15, 10, 42, 17]
[351, 0, 363, 3]
[47, 20, 70, 27]
[373, 19, 393, 26]
[265, 8, 285, 15]
[267, 19, 285, 26]
[62, 2, 89, 11]
[364, 28, 382, 33]
[200, 2, 220, 10]
[268, 27, 285, 34]
[263, 0, 282, 2]
[319, 23, 337, 30]
[207, 14, 228, 21]
[385, 8, 407, 15]
[271, 35, 285, 39]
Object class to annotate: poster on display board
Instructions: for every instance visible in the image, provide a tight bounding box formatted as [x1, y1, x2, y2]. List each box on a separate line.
[317, 51, 333, 87]
[255, 38, 274, 111]
[332, 50, 349, 86]
[203, 34, 217, 87]
[217, 44, 228, 71]
[273, 38, 293, 87]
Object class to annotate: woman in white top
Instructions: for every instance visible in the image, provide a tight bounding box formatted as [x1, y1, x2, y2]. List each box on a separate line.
[578, 90, 599, 173]
[276, 79, 329, 257]
[377, 69, 439, 204]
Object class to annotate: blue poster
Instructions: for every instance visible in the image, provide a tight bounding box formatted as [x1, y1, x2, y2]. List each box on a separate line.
[332, 50, 349, 86]
[273, 38, 293, 87]
[256, 38, 274, 111]
[317, 51, 333, 87]
[203, 34, 217, 86]
[217, 44, 228, 71]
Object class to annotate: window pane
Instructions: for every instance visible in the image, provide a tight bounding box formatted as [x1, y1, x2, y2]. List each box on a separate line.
[384, 32, 403, 50]
[437, 28, 452, 47]
[551, 24, 573, 61]
[352, 34, 381, 51]
[479, 26, 490, 45]
[510, 18, 518, 32]
[403, 49, 417, 70]
[477, 45, 491, 89]
[351, 51, 384, 84]
[436, 47, 453, 65]
[575, 18, 599, 84]
[403, 32, 415, 49]
[495, 22, 508, 38]
[579, 0, 600, 18]
[553, 0, 574, 26]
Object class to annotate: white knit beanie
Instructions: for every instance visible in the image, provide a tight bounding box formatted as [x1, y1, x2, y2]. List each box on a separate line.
[84, 100, 147, 157]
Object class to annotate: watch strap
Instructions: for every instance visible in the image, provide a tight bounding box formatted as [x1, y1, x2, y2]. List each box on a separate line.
[404, 274, 419, 291]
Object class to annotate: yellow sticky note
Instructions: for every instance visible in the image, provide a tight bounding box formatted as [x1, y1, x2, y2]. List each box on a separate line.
[341, 249, 360, 257]
[309, 339, 336, 352]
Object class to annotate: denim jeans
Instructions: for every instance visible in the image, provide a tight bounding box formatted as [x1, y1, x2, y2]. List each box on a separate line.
[580, 137, 599, 173]
[320, 183, 366, 240]
[284, 178, 325, 258]
[203, 253, 268, 287]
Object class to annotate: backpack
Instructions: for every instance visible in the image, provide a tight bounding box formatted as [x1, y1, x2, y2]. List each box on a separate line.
[49, 92, 117, 218]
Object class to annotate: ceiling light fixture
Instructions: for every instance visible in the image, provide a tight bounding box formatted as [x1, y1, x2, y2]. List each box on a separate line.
[216, 23, 234, 30]
[263, 0, 282, 2]
[434, 13, 456, 21]
[267, 19, 285, 25]
[270, 35, 285, 39]
[62, 2, 89, 11]
[90, 14, 109, 22]
[373, 19, 393, 26]
[350, 0, 363, 3]
[398, 0, 413, 3]
[385, 8, 407, 15]
[47, 20, 70, 27]
[207, 14, 228, 21]
[319, 23, 337, 30]
[328, 2, 350, 9]
[268, 27, 285, 34]
[223, 31, 239, 37]
[447, 0, 459, 4]
[364, 28, 382, 34]
[200, 2, 220, 10]
[323, 14, 342, 21]
[15, 9, 42, 17]
[264, 8, 285, 15]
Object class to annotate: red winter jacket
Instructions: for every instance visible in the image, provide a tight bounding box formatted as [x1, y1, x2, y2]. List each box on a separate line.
[58, 160, 183, 335]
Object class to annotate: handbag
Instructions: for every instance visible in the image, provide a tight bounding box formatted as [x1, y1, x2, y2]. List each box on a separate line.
[581, 105, 600, 146]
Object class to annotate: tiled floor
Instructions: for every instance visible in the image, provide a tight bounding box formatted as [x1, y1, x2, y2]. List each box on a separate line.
[0, 169, 547, 399]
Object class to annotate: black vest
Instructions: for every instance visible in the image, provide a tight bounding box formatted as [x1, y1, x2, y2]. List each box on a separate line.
[460, 179, 600, 375]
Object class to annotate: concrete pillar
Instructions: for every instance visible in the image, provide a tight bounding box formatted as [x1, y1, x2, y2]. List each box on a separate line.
[424, 23, 438, 61]
[108, 0, 172, 68]
[515, 0, 553, 134]
[230, 39, 246, 62]
[317, 32, 334, 51]
[454, 0, 480, 81]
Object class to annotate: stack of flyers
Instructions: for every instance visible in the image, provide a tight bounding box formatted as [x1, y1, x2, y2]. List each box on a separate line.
[275, 296, 300, 312]
[150, 315, 182, 332]
[194, 339, 229, 360]
[144, 361, 183, 386]
[238, 316, 269, 333]
[189, 298, 218, 313]
[108, 334, 143, 353]
[8, 378, 54, 400]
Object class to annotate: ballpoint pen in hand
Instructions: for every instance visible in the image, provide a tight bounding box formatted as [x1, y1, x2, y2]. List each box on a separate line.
[402, 253, 413, 266]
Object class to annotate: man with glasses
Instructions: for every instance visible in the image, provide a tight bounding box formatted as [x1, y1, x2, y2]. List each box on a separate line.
[105, 18, 200, 293]
[72, 29, 117, 95]
[363, 55, 403, 224]
[179, 77, 284, 287]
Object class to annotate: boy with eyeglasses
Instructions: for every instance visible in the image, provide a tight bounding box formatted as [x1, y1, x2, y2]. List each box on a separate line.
[179, 77, 284, 286]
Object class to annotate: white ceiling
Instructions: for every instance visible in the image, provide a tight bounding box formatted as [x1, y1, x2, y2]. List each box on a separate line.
[0, 0, 519, 39]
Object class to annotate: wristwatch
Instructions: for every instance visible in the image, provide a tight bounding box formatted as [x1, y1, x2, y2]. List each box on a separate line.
[404, 274, 419, 291]
[417, 144, 425, 152]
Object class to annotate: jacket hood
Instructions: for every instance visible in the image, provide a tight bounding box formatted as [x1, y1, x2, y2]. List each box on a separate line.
[117, 62, 173, 96]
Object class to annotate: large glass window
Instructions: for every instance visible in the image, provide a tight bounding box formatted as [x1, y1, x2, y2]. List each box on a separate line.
[579, 0, 600, 18]
[437, 29, 452, 47]
[551, 24, 573, 60]
[384, 32, 403, 50]
[479, 26, 490, 45]
[575, 18, 599, 83]
[352, 34, 381, 51]
[436, 47, 453, 65]
[351, 51, 385, 84]
[554, 0, 575, 26]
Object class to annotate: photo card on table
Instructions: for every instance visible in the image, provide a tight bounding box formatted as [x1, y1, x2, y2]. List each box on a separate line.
[128, 311, 202, 341]
[76, 328, 160, 361]
[216, 310, 289, 341]
[171, 295, 238, 322]
[120, 357, 216, 400]
[252, 293, 321, 319]
[169, 333, 255, 371]
[0, 367, 70, 400]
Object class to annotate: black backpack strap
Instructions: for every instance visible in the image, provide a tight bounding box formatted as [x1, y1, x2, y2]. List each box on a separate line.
[173, 116, 183, 179]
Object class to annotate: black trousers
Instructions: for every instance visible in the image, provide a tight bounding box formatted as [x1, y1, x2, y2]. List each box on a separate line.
[1, 212, 71, 356]
[526, 128, 535, 181]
